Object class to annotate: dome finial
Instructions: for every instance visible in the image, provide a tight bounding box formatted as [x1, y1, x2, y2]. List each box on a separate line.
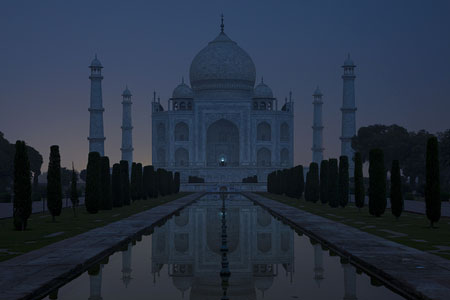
[181, 76, 184, 84]
[261, 76, 264, 84]
[220, 13, 224, 33]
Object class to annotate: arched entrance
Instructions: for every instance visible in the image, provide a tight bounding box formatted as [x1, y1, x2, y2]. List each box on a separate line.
[206, 119, 240, 167]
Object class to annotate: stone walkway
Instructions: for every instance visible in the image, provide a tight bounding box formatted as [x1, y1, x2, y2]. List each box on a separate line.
[0, 198, 86, 219]
[244, 192, 450, 300]
[0, 192, 204, 300]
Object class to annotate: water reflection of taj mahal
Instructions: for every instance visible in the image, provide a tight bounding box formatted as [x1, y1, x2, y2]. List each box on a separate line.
[151, 194, 294, 299]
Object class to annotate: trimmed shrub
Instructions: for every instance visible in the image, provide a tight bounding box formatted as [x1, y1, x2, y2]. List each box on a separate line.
[369, 149, 387, 217]
[328, 158, 339, 208]
[425, 136, 441, 227]
[100, 156, 112, 210]
[136, 163, 144, 199]
[13, 141, 32, 230]
[130, 162, 139, 201]
[390, 159, 403, 219]
[338, 156, 349, 208]
[70, 163, 79, 216]
[47, 145, 62, 221]
[320, 160, 329, 204]
[112, 163, 122, 207]
[294, 165, 304, 199]
[354, 152, 365, 210]
[85, 152, 101, 213]
[120, 160, 131, 205]
[309, 162, 320, 203]
[174, 172, 180, 193]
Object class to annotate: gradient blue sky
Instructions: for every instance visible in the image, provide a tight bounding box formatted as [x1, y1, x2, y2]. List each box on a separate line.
[1, 0, 449, 171]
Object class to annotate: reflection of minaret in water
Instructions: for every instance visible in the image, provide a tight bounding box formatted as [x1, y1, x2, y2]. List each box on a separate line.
[122, 243, 133, 287]
[342, 261, 357, 300]
[220, 192, 230, 300]
[88, 265, 103, 300]
[313, 244, 324, 287]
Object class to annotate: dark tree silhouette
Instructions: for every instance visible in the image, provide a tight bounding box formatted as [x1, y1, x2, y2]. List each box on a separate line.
[174, 172, 180, 194]
[390, 159, 403, 219]
[120, 160, 131, 205]
[338, 156, 349, 208]
[309, 163, 320, 203]
[70, 163, 79, 217]
[425, 137, 441, 227]
[136, 163, 144, 199]
[100, 156, 112, 210]
[13, 141, 32, 230]
[328, 159, 339, 208]
[369, 149, 387, 217]
[354, 152, 365, 211]
[47, 145, 62, 221]
[112, 163, 122, 207]
[294, 165, 304, 199]
[130, 162, 139, 201]
[320, 160, 329, 204]
[85, 152, 101, 213]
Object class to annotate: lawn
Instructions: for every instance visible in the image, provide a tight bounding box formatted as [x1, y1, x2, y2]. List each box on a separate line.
[259, 192, 450, 260]
[0, 193, 190, 262]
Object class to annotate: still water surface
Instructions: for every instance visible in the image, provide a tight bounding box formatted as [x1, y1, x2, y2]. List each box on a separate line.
[44, 193, 404, 300]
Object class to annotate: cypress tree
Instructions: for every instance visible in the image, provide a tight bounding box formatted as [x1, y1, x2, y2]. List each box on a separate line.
[328, 159, 339, 208]
[309, 162, 320, 203]
[425, 136, 441, 228]
[130, 162, 139, 201]
[13, 141, 32, 231]
[70, 163, 79, 217]
[85, 152, 101, 213]
[354, 152, 365, 211]
[338, 156, 349, 208]
[142, 165, 150, 199]
[111, 163, 122, 207]
[174, 172, 180, 193]
[100, 156, 112, 210]
[267, 172, 272, 193]
[150, 166, 158, 198]
[136, 163, 144, 199]
[304, 171, 311, 202]
[281, 169, 289, 195]
[369, 149, 387, 217]
[390, 159, 403, 219]
[31, 171, 41, 202]
[285, 168, 294, 197]
[47, 145, 62, 221]
[167, 171, 174, 195]
[294, 165, 304, 199]
[320, 160, 329, 204]
[120, 160, 131, 205]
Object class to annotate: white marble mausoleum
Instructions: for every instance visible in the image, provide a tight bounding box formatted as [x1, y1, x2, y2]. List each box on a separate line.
[152, 22, 294, 183]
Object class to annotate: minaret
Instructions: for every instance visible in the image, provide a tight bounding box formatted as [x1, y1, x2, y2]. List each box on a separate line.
[121, 86, 133, 169]
[312, 86, 324, 164]
[122, 243, 133, 287]
[340, 54, 357, 174]
[313, 243, 324, 287]
[88, 264, 103, 300]
[88, 55, 106, 156]
[342, 261, 357, 300]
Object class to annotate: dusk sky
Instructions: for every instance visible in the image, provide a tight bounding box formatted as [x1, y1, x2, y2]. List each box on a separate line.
[1, 0, 449, 171]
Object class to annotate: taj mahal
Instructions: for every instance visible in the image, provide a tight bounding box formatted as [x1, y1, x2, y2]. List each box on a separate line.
[87, 17, 357, 185]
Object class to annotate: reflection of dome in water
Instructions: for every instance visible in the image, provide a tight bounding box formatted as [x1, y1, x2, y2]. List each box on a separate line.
[254, 276, 274, 293]
[174, 211, 189, 227]
[206, 207, 240, 254]
[190, 275, 257, 300]
[257, 207, 271, 227]
[173, 276, 194, 294]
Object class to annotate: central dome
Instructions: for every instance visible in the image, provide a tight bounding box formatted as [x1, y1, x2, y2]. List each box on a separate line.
[189, 31, 256, 96]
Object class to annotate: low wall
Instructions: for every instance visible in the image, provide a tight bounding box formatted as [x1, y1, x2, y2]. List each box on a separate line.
[180, 182, 267, 192]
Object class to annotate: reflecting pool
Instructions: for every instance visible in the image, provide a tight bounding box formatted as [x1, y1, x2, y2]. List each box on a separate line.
[44, 193, 405, 299]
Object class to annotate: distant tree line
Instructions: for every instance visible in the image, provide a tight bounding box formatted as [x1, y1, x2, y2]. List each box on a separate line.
[352, 124, 450, 197]
[267, 135, 442, 227]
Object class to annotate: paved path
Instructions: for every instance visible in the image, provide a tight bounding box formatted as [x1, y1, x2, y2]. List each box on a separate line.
[0, 192, 204, 300]
[0, 198, 85, 219]
[244, 192, 450, 300]
[351, 195, 450, 217]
